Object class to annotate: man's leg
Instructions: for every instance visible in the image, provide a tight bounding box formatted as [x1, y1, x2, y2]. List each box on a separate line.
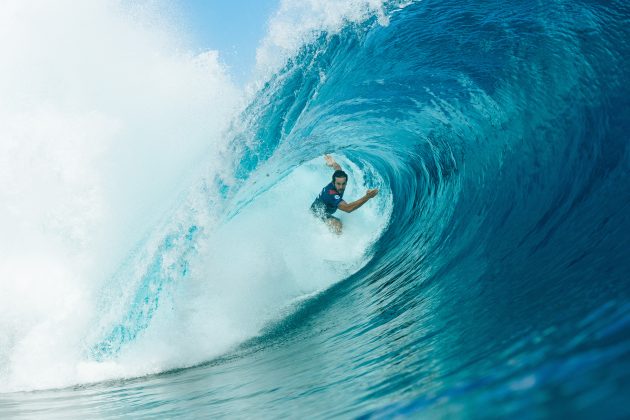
[325, 216, 342, 235]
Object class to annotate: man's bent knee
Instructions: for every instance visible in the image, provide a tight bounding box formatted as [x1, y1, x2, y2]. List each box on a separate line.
[326, 217, 342, 235]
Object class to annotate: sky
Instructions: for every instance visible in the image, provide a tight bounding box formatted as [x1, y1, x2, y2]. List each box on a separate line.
[175, 0, 279, 85]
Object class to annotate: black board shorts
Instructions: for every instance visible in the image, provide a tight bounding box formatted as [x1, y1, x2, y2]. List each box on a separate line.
[310, 200, 338, 221]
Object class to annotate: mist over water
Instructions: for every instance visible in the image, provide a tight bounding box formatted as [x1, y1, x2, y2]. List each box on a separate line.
[0, 0, 240, 391]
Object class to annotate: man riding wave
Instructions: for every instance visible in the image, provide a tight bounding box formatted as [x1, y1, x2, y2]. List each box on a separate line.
[310, 155, 379, 234]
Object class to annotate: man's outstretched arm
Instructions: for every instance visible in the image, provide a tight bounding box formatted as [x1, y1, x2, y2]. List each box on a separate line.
[338, 189, 379, 213]
[324, 154, 342, 171]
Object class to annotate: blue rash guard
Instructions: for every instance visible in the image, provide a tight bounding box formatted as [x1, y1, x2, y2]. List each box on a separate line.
[311, 182, 344, 218]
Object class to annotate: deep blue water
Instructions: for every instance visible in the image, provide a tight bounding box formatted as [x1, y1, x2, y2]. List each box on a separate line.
[1, 0, 629, 417]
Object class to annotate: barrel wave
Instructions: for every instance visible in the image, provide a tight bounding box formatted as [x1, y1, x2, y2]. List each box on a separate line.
[1, 0, 629, 418]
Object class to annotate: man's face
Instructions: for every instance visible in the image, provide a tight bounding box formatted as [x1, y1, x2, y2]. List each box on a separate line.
[333, 176, 347, 193]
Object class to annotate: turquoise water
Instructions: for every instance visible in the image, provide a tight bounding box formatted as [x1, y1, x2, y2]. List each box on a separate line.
[1, 0, 629, 418]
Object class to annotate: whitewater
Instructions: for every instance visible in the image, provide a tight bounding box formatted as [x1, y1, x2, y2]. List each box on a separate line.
[1, 0, 629, 418]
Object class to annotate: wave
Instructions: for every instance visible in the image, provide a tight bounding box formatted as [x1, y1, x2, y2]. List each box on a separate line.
[1, 0, 629, 416]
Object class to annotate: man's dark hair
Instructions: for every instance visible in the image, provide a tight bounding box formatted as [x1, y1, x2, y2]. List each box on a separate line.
[332, 170, 348, 183]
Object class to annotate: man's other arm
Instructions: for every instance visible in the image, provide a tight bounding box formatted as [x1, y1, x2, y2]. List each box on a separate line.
[338, 189, 379, 213]
[324, 154, 342, 171]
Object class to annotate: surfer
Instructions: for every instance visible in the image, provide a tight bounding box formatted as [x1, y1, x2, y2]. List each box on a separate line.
[310, 155, 379, 234]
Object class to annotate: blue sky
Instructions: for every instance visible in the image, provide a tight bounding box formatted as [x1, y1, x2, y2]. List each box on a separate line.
[175, 0, 279, 84]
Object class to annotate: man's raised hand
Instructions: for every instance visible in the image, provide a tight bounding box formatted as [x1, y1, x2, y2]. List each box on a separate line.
[324, 154, 342, 171]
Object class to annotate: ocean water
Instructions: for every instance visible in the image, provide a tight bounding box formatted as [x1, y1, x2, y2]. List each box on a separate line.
[1, 0, 629, 418]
